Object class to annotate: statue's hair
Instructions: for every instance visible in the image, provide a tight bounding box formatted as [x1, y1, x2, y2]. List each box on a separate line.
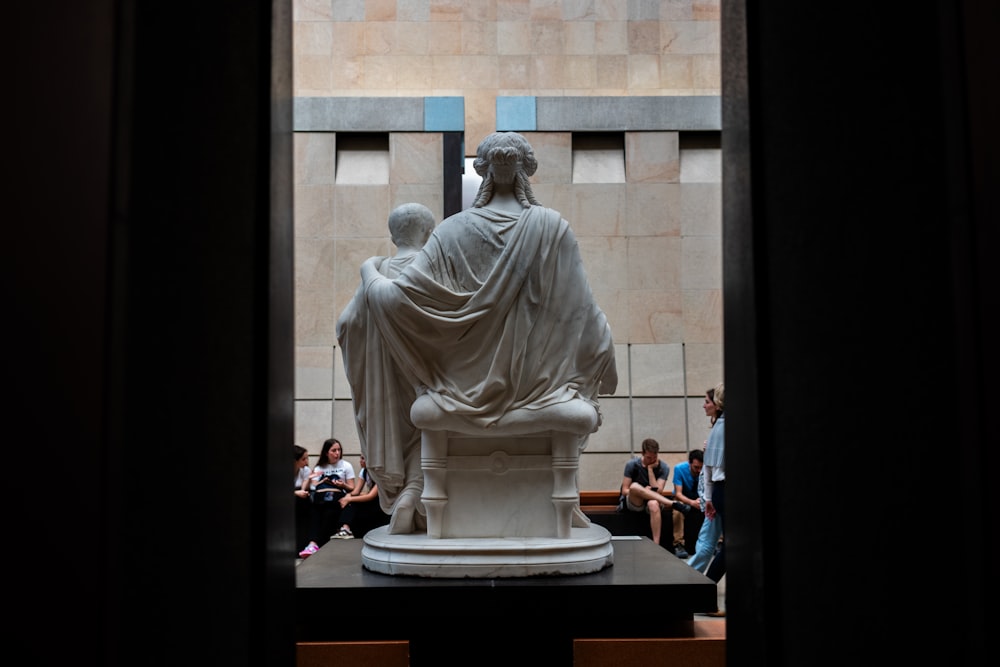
[470, 132, 541, 208]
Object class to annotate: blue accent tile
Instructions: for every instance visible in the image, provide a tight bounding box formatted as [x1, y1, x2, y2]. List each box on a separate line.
[424, 97, 465, 131]
[496, 96, 536, 131]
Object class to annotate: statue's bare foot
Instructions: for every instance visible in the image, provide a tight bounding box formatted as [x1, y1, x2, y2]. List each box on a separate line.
[387, 488, 425, 534]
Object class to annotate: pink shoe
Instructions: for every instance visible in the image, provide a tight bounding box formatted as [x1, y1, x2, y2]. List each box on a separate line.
[298, 543, 319, 559]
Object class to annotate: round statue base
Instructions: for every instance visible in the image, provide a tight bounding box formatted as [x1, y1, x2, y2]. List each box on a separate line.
[360, 525, 614, 578]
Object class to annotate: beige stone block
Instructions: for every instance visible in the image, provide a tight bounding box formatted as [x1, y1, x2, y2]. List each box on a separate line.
[330, 0, 365, 21]
[578, 236, 628, 290]
[497, 21, 533, 56]
[631, 397, 689, 452]
[365, 0, 396, 22]
[681, 236, 721, 290]
[595, 20, 628, 54]
[390, 133, 443, 184]
[396, 22, 430, 55]
[525, 132, 572, 184]
[296, 345, 335, 400]
[564, 55, 597, 89]
[428, 23, 463, 55]
[564, 21, 596, 54]
[332, 185, 391, 237]
[693, 1, 721, 21]
[629, 343, 685, 396]
[333, 399, 362, 455]
[499, 55, 532, 87]
[568, 184, 626, 236]
[627, 289, 683, 344]
[294, 184, 335, 239]
[329, 56, 364, 90]
[611, 342, 629, 387]
[397, 55, 436, 90]
[295, 399, 333, 450]
[430, 0, 463, 22]
[628, 20, 661, 54]
[682, 288, 723, 343]
[363, 55, 397, 88]
[626, 131, 680, 183]
[295, 286, 337, 347]
[692, 53, 721, 90]
[578, 453, 629, 492]
[683, 344, 724, 400]
[594, 0, 627, 21]
[295, 133, 337, 186]
[361, 22, 399, 56]
[333, 343, 351, 399]
[541, 183, 577, 220]
[295, 237, 336, 292]
[660, 0, 694, 21]
[295, 0, 334, 21]
[461, 21, 497, 56]
[464, 91, 496, 151]
[522, 20, 566, 56]
[397, 0, 430, 22]
[295, 21, 333, 56]
[333, 237, 393, 298]
[627, 54, 661, 89]
[628, 236, 681, 290]
[533, 55, 567, 89]
[680, 147, 721, 183]
[592, 287, 628, 345]
[660, 54, 694, 89]
[660, 20, 719, 55]
[596, 55, 628, 90]
[390, 184, 444, 221]
[680, 183, 722, 236]
[626, 183, 681, 237]
[330, 23, 365, 56]
[295, 55, 333, 93]
[530, 0, 562, 21]
[585, 397, 630, 454]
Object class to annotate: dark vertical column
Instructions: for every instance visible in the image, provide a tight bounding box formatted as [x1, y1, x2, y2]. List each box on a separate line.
[723, 1, 994, 664]
[443, 131, 464, 218]
[103, 2, 296, 666]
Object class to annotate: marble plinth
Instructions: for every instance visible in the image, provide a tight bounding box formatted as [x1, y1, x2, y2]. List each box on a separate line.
[361, 524, 614, 577]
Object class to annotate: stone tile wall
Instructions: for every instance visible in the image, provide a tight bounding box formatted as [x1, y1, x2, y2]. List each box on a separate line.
[292, 1, 723, 491]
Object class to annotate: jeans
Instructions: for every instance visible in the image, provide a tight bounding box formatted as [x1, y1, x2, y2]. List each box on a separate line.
[687, 510, 723, 573]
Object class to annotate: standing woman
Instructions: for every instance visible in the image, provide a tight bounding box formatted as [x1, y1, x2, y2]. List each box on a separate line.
[293, 445, 311, 553]
[702, 383, 726, 586]
[687, 385, 726, 579]
[298, 438, 356, 559]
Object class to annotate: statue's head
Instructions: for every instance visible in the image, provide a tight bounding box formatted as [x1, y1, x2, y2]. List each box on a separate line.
[473, 132, 538, 182]
[388, 202, 435, 249]
[470, 132, 541, 208]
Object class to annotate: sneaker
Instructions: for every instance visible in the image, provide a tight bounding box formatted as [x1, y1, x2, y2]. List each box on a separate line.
[674, 544, 690, 559]
[298, 543, 319, 559]
[672, 501, 691, 514]
[332, 528, 354, 540]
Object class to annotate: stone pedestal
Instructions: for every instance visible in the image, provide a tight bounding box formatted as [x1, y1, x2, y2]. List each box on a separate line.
[359, 395, 614, 577]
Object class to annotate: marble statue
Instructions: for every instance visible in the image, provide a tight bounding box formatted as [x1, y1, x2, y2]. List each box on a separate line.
[337, 132, 618, 576]
[337, 202, 436, 532]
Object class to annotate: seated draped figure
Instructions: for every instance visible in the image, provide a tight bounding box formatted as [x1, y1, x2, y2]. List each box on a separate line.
[336, 131, 618, 535]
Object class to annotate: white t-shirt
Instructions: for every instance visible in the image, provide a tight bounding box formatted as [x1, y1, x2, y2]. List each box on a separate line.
[309, 460, 356, 491]
[295, 466, 311, 490]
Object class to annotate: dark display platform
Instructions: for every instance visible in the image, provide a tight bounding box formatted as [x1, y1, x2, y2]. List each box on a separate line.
[296, 535, 718, 666]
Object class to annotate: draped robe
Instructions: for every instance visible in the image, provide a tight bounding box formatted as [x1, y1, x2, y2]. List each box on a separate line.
[336, 204, 617, 513]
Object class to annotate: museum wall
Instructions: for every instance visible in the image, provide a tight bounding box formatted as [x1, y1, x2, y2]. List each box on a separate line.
[291, 1, 723, 491]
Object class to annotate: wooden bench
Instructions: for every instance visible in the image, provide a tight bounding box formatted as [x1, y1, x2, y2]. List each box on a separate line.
[579, 490, 679, 546]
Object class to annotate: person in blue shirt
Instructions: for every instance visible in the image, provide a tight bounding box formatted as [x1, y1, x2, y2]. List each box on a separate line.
[670, 448, 704, 558]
